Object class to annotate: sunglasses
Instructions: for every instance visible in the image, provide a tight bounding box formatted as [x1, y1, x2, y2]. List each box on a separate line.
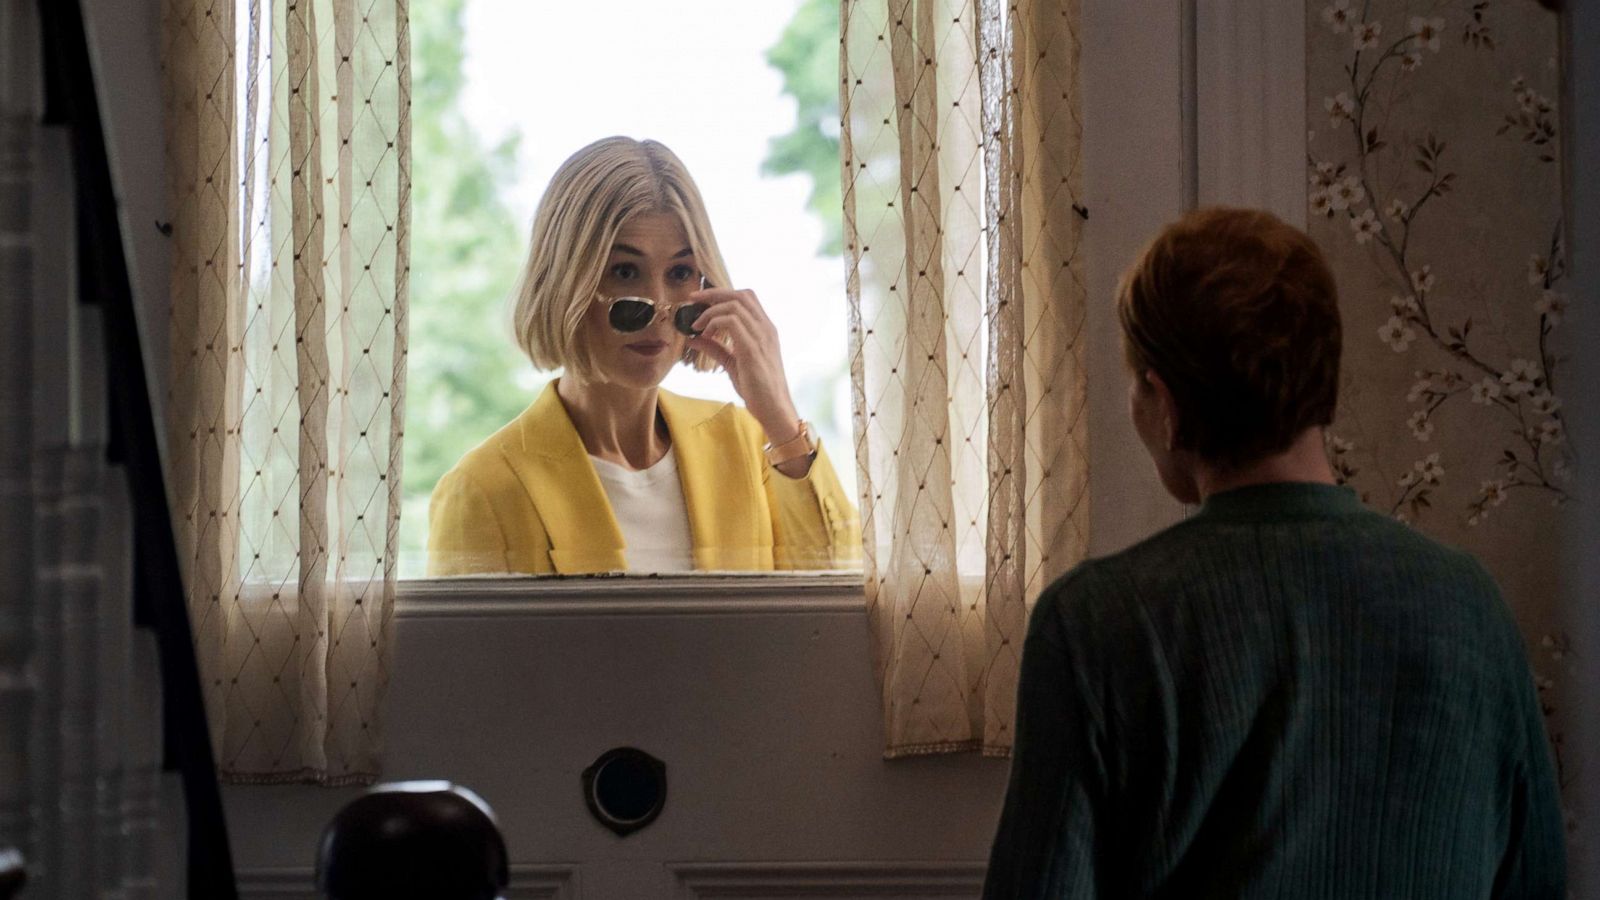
[600, 275, 712, 337]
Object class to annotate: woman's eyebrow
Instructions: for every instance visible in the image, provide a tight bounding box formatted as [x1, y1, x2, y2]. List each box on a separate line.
[609, 244, 695, 259]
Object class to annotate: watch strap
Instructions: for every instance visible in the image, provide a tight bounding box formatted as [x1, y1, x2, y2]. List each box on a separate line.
[764, 420, 817, 467]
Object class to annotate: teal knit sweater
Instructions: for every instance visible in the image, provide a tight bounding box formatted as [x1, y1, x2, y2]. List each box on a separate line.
[983, 482, 1565, 898]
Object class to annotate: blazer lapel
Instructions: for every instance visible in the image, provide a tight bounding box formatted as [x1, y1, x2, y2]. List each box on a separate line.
[659, 390, 770, 570]
[508, 383, 626, 574]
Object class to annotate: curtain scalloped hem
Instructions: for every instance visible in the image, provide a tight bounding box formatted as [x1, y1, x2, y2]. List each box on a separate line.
[163, 0, 407, 786]
[882, 739, 1015, 761]
[219, 769, 380, 788]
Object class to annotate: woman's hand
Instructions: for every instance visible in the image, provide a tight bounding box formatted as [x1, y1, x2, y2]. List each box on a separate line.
[686, 287, 810, 470]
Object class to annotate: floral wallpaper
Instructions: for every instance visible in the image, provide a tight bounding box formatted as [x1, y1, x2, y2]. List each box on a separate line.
[1306, 0, 1578, 853]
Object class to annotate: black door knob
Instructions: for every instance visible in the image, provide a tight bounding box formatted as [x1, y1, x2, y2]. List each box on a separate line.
[316, 781, 509, 900]
[0, 847, 25, 900]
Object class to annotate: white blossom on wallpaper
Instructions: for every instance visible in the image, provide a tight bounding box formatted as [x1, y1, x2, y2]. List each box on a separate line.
[1309, 1, 1570, 526]
[1535, 630, 1577, 829]
[1307, 0, 1577, 845]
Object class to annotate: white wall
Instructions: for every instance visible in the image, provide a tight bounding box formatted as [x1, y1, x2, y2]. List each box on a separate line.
[1077, 1, 1309, 557]
[1078, 0, 1190, 555]
[83, 0, 170, 433]
[1194, 2, 1306, 224]
[226, 582, 1011, 897]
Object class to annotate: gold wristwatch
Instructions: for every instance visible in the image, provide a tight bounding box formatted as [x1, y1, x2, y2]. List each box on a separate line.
[764, 420, 818, 467]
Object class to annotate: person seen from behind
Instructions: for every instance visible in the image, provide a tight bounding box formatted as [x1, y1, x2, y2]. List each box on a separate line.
[982, 207, 1565, 898]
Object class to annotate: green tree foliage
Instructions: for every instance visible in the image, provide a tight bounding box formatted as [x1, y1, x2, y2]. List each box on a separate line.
[764, 0, 855, 486]
[763, 0, 844, 256]
[400, 0, 857, 572]
[401, 0, 542, 571]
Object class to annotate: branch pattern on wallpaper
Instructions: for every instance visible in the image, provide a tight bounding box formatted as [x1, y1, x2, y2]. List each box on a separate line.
[1306, 0, 1576, 840]
[1311, 0, 1570, 525]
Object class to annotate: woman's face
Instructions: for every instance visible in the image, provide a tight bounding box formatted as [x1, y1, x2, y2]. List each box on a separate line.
[578, 211, 701, 390]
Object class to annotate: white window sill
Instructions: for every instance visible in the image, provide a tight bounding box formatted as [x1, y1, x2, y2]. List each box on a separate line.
[395, 572, 868, 618]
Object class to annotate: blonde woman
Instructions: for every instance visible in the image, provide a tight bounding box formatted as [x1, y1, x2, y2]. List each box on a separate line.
[427, 137, 860, 575]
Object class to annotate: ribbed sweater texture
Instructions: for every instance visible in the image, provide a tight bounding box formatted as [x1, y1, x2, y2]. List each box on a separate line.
[983, 482, 1565, 899]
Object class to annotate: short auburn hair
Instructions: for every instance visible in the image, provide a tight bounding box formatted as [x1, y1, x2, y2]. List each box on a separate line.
[1117, 207, 1342, 468]
[510, 137, 732, 379]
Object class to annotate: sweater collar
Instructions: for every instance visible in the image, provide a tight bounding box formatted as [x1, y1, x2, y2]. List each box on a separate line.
[1196, 481, 1364, 522]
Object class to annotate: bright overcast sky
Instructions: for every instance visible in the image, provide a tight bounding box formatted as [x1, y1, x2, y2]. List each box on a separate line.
[459, 0, 851, 437]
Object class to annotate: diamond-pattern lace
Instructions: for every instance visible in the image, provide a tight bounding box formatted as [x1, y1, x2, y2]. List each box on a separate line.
[844, 0, 1086, 758]
[162, 0, 409, 785]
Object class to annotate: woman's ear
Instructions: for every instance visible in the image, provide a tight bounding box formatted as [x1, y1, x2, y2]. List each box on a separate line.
[1144, 369, 1180, 452]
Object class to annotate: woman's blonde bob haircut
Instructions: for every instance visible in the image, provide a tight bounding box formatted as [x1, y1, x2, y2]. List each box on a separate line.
[510, 137, 732, 379]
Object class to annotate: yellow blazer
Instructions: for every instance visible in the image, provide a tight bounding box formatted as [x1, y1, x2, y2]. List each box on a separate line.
[427, 383, 862, 575]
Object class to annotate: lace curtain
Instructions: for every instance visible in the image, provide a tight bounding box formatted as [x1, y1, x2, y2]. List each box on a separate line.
[162, 0, 409, 784]
[843, 0, 1087, 757]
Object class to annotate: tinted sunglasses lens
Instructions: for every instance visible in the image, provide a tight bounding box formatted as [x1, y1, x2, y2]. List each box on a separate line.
[674, 303, 708, 337]
[608, 298, 655, 333]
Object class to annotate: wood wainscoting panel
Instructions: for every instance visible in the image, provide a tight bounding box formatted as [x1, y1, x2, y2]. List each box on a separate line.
[668, 860, 986, 899]
[236, 863, 580, 899]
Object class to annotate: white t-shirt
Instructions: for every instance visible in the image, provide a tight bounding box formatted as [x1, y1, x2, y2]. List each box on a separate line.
[587, 446, 695, 572]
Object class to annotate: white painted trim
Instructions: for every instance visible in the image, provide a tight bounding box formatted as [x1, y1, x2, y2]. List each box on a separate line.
[233, 870, 321, 898]
[1564, 3, 1600, 891]
[237, 863, 580, 899]
[1180, 0, 1198, 210]
[668, 860, 987, 898]
[1194, 0, 1307, 226]
[0, 0, 42, 115]
[396, 574, 868, 618]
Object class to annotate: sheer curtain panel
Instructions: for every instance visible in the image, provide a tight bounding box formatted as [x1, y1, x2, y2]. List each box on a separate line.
[842, 0, 1087, 757]
[162, 0, 410, 784]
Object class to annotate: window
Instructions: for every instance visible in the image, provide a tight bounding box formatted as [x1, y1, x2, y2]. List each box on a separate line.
[401, 0, 854, 577]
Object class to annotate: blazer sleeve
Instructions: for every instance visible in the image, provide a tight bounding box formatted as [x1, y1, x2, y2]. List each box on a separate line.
[762, 439, 863, 570]
[427, 465, 554, 576]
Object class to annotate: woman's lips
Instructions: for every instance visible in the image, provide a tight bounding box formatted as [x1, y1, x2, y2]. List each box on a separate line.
[625, 341, 667, 357]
